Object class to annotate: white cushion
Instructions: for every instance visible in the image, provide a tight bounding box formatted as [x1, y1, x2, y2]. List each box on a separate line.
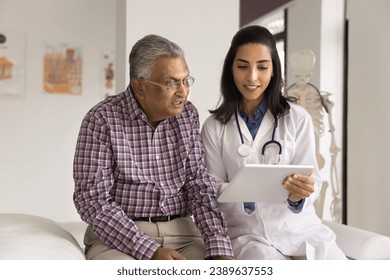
[0, 213, 85, 260]
[323, 220, 390, 259]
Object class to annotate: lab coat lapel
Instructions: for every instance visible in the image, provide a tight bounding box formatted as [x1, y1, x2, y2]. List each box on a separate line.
[233, 113, 252, 143]
[254, 110, 274, 144]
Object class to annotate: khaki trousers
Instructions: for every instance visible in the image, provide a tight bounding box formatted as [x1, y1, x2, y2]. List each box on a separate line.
[84, 216, 205, 260]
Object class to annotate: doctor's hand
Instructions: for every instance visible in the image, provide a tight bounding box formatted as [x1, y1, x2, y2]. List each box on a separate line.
[283, 173, 314, 202]
[151, 247, 186, 260]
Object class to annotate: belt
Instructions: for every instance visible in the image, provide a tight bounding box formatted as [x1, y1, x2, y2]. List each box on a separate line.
[132, 214, 183, 223]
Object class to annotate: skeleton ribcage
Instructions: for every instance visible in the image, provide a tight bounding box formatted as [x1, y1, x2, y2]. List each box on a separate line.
[287, 85, 324, 137]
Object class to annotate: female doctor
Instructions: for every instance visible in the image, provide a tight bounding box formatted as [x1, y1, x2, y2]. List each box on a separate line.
[201, 25, 346, 260]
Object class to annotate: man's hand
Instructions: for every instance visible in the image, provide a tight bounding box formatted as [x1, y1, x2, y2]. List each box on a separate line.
[151, 247, 186, 260]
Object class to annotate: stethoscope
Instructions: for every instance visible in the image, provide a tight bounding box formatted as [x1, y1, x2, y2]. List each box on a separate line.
[235, 110, 282, 164]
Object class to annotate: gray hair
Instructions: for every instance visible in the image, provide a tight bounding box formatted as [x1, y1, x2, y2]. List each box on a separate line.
[129, 34, 185, 79]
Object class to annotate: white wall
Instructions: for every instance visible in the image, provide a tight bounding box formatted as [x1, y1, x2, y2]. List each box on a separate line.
[346, 0, 390, 236]
[0, 0, 116, 222]
[0, 0, 239, 223]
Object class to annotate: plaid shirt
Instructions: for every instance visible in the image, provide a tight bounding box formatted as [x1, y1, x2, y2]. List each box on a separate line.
[73, 87, 233, 260]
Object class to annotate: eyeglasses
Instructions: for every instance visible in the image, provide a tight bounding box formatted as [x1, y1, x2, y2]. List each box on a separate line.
[140, 76, 195, 91]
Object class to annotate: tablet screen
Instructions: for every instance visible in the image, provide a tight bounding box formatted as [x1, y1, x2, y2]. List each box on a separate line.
[217, 164, 313, 203]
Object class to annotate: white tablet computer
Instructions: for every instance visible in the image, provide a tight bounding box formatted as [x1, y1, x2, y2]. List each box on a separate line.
[217, 164, 313, 203]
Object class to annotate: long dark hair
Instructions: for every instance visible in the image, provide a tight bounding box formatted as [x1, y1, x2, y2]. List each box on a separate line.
[210, 25, 296, 125]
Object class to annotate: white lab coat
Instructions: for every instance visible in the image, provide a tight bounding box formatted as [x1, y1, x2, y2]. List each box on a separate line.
[201, 102, 346, 259]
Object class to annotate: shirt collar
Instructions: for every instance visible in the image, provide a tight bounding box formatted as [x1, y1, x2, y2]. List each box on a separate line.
[238, 99, 268, 123]
[125, 86, 149, 121]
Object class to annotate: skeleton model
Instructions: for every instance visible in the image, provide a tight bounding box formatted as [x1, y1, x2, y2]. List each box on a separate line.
[286, 50, 342, 223]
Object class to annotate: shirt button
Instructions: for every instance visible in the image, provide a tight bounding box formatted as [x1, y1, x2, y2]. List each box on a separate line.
[261, 207, 268, 214]
[156, 155, 160, 160]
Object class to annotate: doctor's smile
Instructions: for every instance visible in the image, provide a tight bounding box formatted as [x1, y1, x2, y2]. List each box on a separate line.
[244, 84, 261, 91]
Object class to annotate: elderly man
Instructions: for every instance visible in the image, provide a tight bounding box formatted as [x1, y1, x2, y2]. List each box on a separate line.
[73, 34, 234, 260]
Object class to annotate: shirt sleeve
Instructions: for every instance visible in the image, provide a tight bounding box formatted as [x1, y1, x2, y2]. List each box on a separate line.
[287, 198, 305, 213]
[73, 112, 160, 260]
[183, 109, 234, 259]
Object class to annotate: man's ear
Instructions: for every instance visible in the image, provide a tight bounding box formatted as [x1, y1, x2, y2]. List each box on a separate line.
[131, 78, 145, 99]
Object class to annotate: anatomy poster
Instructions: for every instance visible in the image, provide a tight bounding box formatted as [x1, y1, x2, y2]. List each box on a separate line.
[100, 49, 115, 99]
[43, 42, 83, 95]
[0, 30, 26, 98]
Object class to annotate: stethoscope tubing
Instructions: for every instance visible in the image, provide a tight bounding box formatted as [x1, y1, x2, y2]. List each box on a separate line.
[235, 110, 282, 162]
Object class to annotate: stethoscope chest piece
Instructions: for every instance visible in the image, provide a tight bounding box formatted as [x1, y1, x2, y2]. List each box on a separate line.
[235, 110, 282, 163]
[238, 143, 252, 157]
